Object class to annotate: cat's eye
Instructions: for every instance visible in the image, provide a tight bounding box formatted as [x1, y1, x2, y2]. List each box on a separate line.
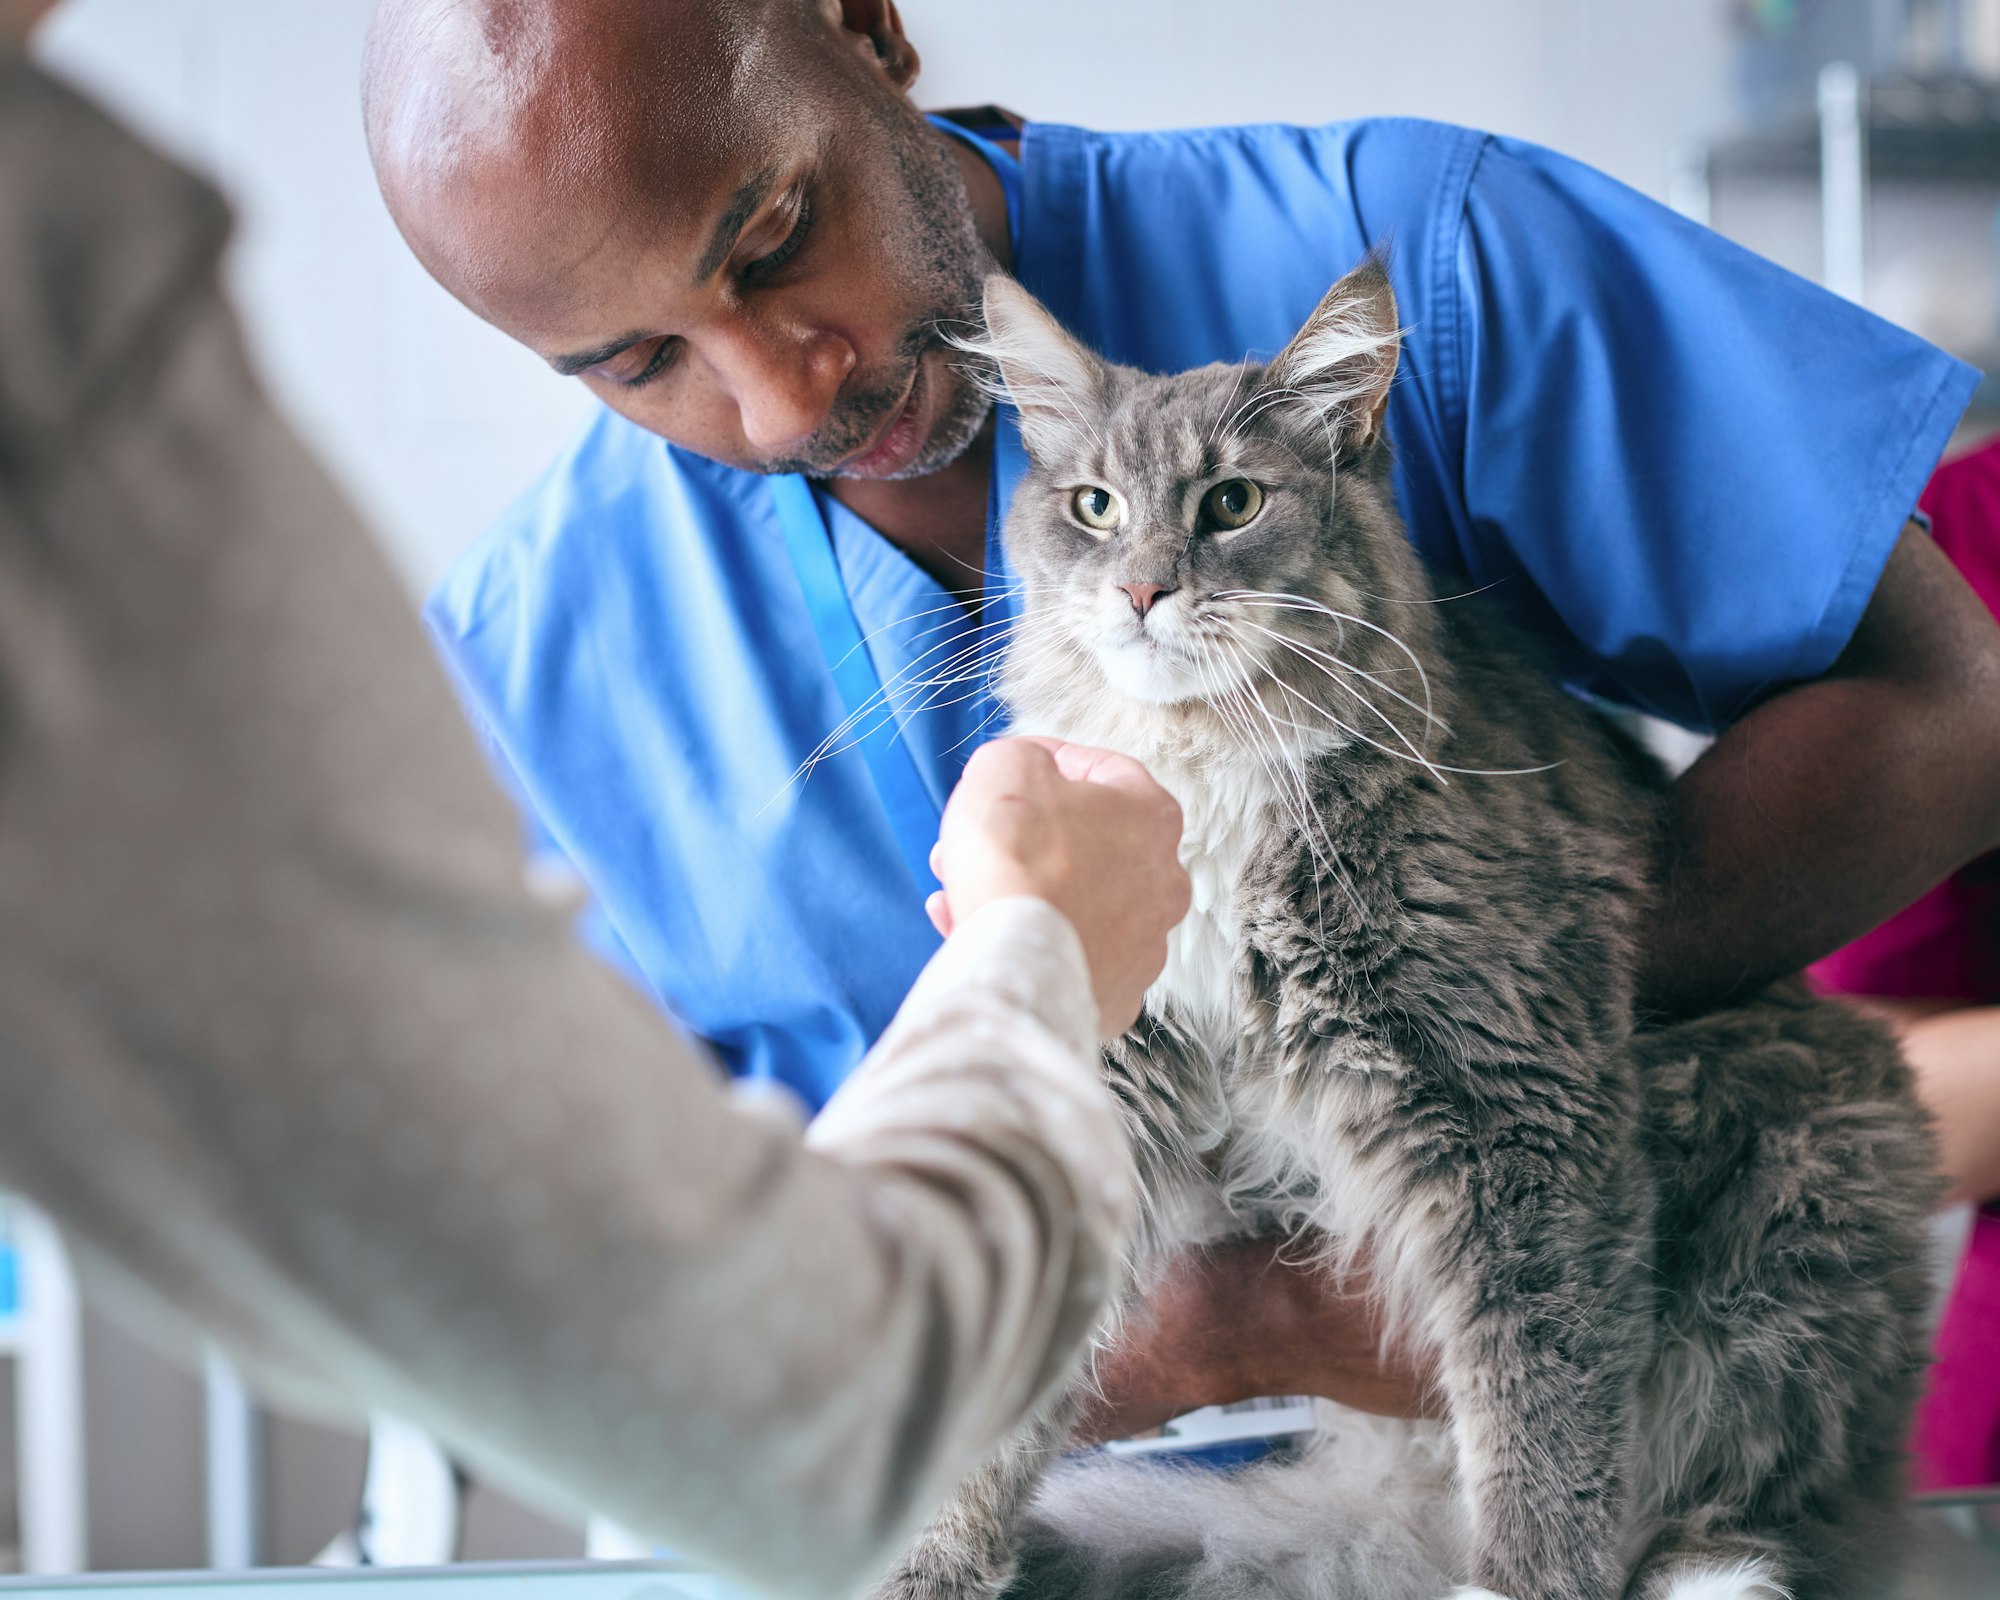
[1202, 478, 1264, 532]
[1070, 484, 1125, 533]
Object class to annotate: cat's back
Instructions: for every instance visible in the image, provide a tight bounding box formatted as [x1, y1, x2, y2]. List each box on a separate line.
[1428, 584, 1673, 845]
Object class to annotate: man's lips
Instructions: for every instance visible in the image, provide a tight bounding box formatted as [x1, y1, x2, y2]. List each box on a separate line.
[837, 361, 928, 478]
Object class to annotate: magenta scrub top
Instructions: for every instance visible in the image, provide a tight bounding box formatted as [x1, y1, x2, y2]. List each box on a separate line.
[1812, 436, 2000, 1492]
[1812, 442, 2000, 1006]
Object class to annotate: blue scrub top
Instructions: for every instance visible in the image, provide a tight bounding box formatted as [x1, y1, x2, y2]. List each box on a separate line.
[428, 116, 1978, 1110]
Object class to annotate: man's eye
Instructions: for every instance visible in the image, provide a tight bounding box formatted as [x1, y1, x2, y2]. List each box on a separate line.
[620, 339, 679, 389]
[739, 189, 814, 283]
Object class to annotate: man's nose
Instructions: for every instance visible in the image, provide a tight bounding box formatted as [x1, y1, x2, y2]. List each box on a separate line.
[725, 324, 857, 454]
[1119, 581, 1176, 617]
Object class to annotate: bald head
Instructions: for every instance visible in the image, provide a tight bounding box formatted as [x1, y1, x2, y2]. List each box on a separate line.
[364, 0, 849, 314]
[362, 0, 1000, 483]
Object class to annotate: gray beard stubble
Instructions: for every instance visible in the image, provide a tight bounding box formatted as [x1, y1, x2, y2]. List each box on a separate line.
[760, 101, 995, 481]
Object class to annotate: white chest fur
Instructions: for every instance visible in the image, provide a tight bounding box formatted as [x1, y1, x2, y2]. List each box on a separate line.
[1010, 688, 1442, 1319]
[1147, 757, 1283, 1062]
[1007, 689, 1296, 1062]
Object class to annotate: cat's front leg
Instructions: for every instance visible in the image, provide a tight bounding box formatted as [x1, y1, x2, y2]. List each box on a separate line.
[862, 1397, 1078, 1600]
[1432, 1154, 1654, 1600]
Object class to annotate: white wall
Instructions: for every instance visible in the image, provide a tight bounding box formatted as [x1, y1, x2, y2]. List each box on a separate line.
[916, 1, 1735, 199]
[36, 0, 594, 595]
[33, 0, 1738, 594]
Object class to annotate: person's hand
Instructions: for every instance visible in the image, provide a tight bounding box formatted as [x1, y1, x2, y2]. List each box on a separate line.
[1069, 1237, 1442, 1443]
[929, 736, 1190, 1039]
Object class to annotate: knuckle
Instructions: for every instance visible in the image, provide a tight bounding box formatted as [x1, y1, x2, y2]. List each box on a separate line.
[965, 740, 1015, 778]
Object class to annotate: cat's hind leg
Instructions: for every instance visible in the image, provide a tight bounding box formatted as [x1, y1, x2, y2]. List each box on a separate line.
[1620, 1520, 1789, 1600]
[1624, 1555, 1786, 1600]
[1629, 989, 1940, 1600]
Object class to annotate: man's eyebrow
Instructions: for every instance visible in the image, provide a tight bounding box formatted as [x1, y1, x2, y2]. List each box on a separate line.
[692, 166, 780, 285]
[546, 167, 784, 377]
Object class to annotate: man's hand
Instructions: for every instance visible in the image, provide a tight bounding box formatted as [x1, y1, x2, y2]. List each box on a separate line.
[1642, 521, 2000, 1016]
[1071, 1237, 1441, 1443]
[930, 737, 1190, 1039]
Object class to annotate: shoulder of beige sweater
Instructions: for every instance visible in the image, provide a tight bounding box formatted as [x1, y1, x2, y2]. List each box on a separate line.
[0, 47, 232, 467]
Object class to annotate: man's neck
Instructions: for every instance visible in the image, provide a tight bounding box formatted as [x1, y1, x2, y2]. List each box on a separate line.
[826, 121, 1012, 602]
[829, 417, 995, 599]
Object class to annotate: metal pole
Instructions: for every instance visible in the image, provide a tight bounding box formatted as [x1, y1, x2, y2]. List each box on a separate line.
[203, 1348, 262, 1569]
[14, 1207, 85, 1576]
[1819, 61, 1869, 304]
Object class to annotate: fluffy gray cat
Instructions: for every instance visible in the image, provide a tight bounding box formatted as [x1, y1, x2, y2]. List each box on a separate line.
[874, 261, 1941, 1600]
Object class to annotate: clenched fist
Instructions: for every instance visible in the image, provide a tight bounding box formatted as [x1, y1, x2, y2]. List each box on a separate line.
[929, 737, 1190, 1039]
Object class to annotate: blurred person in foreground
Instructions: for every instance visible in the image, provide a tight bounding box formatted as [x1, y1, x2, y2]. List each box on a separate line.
[0, 3, 1197, 1591]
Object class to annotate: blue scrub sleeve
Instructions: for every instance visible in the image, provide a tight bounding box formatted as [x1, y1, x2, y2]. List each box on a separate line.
[1450, 137, 1979, 731]
[424, 602, 720, 1050]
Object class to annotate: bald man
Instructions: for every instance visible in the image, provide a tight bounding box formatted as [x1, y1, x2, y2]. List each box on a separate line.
[365, 0, 2000, 1436]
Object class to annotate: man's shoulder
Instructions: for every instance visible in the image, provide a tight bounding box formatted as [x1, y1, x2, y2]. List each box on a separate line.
[427, 406, 748, 654]
[1026, 115, 1488, 201]
[1017, 116, 1489, 376]
[1026, 114, 1484, 157]
[1022, 116, 1490, 299]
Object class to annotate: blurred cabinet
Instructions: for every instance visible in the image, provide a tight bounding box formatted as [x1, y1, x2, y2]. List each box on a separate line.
[1686, 2, 2000, 436]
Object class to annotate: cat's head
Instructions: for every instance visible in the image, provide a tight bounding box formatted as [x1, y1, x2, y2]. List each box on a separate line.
[966, 260, 1441, 758]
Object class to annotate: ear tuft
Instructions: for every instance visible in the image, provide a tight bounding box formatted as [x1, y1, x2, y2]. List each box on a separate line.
[948, 274, 1106, 459]
[1267, 253, 1402, 451]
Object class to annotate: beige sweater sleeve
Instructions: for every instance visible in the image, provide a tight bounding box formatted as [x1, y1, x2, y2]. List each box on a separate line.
[0, 51, 1130, 1598]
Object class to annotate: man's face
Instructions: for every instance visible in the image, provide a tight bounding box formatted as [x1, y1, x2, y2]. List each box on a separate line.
[392, 14, 996, 482]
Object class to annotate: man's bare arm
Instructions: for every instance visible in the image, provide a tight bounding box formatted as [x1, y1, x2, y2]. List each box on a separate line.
[1072, 1239, 1443, 1439]
[1640, 520, 2000, 1018]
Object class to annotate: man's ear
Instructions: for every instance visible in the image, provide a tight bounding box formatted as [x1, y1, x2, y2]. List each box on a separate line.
[958, 274, 1108, 461]
[820, 0, 921, 89]
[1267, 254, 1401, 453]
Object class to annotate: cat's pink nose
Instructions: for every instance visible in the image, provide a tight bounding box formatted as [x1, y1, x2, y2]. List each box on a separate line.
[1119, 581, 1175, 618]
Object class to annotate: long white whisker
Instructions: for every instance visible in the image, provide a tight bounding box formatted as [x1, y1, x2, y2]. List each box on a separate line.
[1224, 631, 1449, 783]
[1230, 630, 1558, 780]
[1209, 635, 1362, 928]
[1234, 619, 1446, 736]
[1273, 662, 1435, 773]
[770, 635, 1061, 809]
[1359, 579, 1507, 607]
[1206, 357, 1258, 450]
[769, 615, 1055, 804]
[826, 583, 1026, 673]
[1215, 590, 1436, 732]
[1263, 666, 1442, 779]
[794, 625, 1006, 770]
[1220, 383, 1317, 442]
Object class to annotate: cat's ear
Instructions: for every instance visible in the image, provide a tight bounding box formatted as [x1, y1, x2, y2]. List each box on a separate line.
[1267, 255, 1401, 453]
[959, 274, 1107, 459]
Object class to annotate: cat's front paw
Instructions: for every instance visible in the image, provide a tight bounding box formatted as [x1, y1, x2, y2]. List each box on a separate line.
[865, 1547, 1018, 1600]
